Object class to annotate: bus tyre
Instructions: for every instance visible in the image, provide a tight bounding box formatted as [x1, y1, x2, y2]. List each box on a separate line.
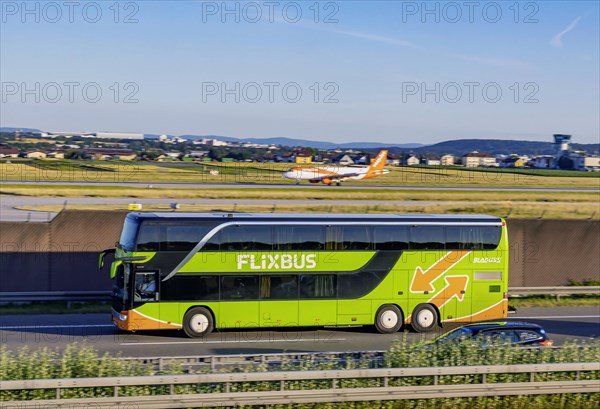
[375, 305, 403, 334]
[411, 304, 438, 333]
[183, 307, 214, 338]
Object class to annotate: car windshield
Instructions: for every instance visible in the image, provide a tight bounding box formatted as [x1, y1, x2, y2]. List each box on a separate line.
[434, 327, 474, 344]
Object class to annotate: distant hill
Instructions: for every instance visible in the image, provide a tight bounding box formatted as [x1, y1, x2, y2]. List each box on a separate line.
[0, 127, 42, 133]
[399, 139, 600, 156]
[176, 135, 423, 150]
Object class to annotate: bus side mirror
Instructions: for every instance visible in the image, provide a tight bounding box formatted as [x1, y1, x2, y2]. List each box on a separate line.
[99, 249, 116, 269]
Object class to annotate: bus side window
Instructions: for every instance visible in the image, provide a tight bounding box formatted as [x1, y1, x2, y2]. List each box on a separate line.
[374, 226, 409, 250]
[234, 226, 273, 251]
[342, 226, 372, 250]
[220, 276, 259, 300]
[136, 223, 161, 251]
[261, 275, 298, 299]
[300, 274, 336, 298]
[410, 226, 445, 250]
[276, 226, 325, 251]
[445, 226, 473, 250]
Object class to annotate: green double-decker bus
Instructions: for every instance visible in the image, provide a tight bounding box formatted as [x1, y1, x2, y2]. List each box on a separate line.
[101, 212, 508, 337]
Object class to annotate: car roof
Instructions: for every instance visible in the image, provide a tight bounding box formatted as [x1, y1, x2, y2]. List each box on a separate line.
[458, 321, 544, 331]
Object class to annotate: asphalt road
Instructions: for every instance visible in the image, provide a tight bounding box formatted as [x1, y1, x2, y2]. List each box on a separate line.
[0, 307, 597, 357]
[4, 180, 600, 192]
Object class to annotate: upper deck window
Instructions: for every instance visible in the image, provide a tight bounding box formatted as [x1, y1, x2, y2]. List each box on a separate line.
[136, 221, 215, 252]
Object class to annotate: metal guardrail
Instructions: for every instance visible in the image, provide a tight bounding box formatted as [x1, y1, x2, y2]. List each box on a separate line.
[509, 286, 600, 299]
[1, 363, 598, 408]
[0, 291, 111, 302]
[0, 287, 598, 303]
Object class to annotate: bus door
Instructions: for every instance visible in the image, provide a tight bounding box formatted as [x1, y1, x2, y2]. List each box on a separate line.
[259, 275, 299, 327]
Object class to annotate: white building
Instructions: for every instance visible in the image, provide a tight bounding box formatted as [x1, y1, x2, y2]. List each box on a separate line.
[406, 155, 420, 166]
[461, 151, 497, 167]
[573, 155, 600, 171]
[440, 154, 455, 166]
[426, 159, 441, 166]
[26, 150, 47, 159]
[532, 155, 557, 169]
[95, 132, 144, 140]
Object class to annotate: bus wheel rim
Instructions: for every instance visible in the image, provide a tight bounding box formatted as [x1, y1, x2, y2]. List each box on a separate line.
[416, 310, 434, 328]
[190, 314, 209, 333]
[380, 310, 398, 328]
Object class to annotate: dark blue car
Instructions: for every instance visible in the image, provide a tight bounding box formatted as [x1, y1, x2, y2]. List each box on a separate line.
[426, 321, 554, 347]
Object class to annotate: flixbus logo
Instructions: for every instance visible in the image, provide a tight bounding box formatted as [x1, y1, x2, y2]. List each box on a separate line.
[237, 254, 317, 270]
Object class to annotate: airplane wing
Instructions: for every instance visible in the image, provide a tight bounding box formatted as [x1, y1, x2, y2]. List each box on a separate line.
[308, 172, 360, 183]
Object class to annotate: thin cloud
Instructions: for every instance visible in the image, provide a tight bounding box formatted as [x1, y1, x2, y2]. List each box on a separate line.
[331, 29, 421, 49]
[551, 16, 581, 48]
[452, 54, 532, 70]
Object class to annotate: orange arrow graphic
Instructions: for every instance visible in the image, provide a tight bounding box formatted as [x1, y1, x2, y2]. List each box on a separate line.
[410, 250, 470, 293]
[427, 275, 469, 309]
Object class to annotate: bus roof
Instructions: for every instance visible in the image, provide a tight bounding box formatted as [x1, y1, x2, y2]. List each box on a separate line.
[126, 212, 502, 224]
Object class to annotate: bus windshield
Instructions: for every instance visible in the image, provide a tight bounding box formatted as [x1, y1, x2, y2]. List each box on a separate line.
[119, 217, 139, 252]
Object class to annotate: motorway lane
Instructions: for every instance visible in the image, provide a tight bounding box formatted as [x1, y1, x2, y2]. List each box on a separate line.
[3, 180, 600, 192]
[0, 307, 598, 357]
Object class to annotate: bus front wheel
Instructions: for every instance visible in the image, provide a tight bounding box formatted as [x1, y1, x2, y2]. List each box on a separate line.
[374, 305, 403, 334]
[411, 304, 438, 333]
[183, 307, 214, 338]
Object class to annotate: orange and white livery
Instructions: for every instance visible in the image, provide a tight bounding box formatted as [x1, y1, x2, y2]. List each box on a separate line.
[283, 150, 389, 185]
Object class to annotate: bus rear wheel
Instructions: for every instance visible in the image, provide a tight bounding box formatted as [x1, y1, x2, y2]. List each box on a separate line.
[411, 304, 438, 333]
[183, 307, 214, 338]
[374, 305, 403, 334]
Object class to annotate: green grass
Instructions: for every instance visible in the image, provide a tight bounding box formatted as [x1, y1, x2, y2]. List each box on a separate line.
[509, 295, 600, 308]
[2, 159, 600, 187]
[413, 164, 600, 178]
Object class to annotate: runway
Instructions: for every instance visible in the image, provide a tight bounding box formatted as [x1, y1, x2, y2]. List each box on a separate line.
[4, 180, 600, 192]
[0, 307, 597, 357]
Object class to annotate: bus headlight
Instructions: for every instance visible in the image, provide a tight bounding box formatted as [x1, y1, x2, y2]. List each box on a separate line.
[112, 309, 128, 321]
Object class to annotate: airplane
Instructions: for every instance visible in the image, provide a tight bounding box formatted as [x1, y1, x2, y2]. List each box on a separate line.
[282, 150, 389, 185]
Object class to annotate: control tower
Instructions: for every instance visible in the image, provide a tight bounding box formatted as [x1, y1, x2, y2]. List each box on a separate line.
[553, 134, 571, 158]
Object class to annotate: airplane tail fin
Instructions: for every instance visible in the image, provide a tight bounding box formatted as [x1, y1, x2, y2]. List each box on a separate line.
[367, 150, 388, 173]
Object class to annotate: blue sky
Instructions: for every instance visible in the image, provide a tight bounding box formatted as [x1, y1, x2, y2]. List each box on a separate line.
[1, 1, 598, 144]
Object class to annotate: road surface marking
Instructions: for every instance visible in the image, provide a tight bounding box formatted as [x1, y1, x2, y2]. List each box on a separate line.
[0, 324, 113, 330]
[121, 338, 347, 346]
